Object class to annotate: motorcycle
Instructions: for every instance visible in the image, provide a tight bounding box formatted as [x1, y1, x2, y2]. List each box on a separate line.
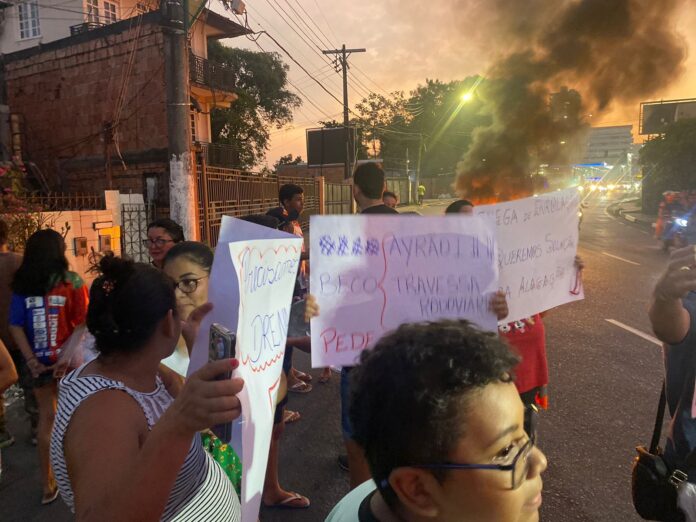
[662, 214, 689, 251]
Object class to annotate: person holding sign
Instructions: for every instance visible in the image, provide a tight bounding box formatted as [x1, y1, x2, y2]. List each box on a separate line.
[162, 241, 243, 494]
[50, 255, 243, 521]
[326, 319, 547, 521]
[267, 185, 316, 392]
[447, 197, 585, 409]
[340, 162, 399, 487]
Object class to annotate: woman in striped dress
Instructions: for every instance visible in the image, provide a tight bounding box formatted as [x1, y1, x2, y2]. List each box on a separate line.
[50, 254, 243, 521]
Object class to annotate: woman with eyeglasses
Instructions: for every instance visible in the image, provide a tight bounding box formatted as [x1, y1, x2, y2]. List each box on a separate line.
[326, 320, 547, 522]
[161, 242, 211, 376]
[161, 242, 243, 494]
[145, 218, 185, 269]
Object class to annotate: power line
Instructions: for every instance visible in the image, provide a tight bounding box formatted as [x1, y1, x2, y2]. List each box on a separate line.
[234, 13, 339, 121]
[282, 2, 374, 101]
[308, 0, 339, 48]
[243, 5, 344, 96]
[261, 0, 372, 101]
[249, 37, 337, 120]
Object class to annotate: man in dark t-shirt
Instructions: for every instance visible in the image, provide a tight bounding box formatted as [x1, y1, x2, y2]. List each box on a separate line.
[341, 162, 398, 488]
[353, 163, 399, 216]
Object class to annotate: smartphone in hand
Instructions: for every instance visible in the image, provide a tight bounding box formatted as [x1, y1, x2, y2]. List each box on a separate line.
[209, 323, 236, 443]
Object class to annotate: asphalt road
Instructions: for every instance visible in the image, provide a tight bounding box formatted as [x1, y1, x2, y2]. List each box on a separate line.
[0, 194, 668, 521]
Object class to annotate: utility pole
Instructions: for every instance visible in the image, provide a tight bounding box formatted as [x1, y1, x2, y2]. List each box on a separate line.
[322, 45, 365, 180]
[162, 0, 196, 239]
[415, 133, 424, 202]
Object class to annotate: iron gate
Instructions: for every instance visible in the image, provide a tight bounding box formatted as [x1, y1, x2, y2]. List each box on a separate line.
[120, 203, 149, 263]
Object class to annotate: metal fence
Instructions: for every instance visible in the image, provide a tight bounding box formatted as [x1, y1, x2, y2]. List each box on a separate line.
[189, 53, 236, 93]
[325, 182, 353, 215]
[24, 192, 105, 211]
[386, 177, 412, 206]
[197, 165, 323, 247]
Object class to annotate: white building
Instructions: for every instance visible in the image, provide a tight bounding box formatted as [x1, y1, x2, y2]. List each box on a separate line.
[579, 125, 634, 167]
[0, 0, 153, 54]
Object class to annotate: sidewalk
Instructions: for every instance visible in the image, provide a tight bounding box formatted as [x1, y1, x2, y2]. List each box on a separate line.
[608, 198, 656, 230]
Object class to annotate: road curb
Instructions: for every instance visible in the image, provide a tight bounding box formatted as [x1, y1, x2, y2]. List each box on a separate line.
[609, 203, 654, 231]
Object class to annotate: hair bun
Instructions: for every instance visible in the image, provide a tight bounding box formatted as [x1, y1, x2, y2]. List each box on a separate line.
[96, 253, 136, 285]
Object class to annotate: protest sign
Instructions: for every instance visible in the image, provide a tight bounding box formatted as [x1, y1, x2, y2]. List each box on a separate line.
[188, 216, 301, 522]
[229, 238, 301, 522]
[475, 189, 583, 323]
[310, 215, 498, 368]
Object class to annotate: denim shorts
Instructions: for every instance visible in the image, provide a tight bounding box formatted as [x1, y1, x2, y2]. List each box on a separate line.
[340, 367, 353, 440]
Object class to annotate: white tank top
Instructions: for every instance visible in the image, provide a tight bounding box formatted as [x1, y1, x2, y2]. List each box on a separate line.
[50, 363, 240, 521]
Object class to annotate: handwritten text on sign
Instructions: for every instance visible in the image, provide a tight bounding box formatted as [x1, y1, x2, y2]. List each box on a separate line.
[230, 238, 302, 522]
[475, 189, 583, 323]
[310, 215, 498, 368]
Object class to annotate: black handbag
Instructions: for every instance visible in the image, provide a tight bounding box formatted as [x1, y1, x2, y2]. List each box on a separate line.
[632, 383, 687, 522]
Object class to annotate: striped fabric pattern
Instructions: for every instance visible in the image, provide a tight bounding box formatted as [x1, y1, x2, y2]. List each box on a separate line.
[50, 364, 240, 521]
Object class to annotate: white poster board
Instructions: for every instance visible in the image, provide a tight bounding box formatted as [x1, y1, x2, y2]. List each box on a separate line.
[310, 215, 498, 369]
[475, 189, 584, 323]
[229, 238, 301, 522]
[188, 216, 302, 522]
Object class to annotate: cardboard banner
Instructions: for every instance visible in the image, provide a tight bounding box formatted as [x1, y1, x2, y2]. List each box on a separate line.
[475, 189, 584, 323]
[310, 215, 498, 369]
[188, 216, 302, 522]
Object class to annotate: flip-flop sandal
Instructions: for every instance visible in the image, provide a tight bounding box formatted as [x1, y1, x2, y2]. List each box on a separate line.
[318, 373, 330, 384]
[283, 409, 301, 424]
[264, 492, 310, 510]
[288, 381, 313, 394]
[295, 370, 312, 383]
[41, 488, 59, 505]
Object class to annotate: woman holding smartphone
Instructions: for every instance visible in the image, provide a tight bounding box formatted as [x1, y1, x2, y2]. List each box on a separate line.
[50, 254, 243, 521]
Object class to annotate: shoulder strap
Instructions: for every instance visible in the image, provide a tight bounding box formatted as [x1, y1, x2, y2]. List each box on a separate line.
[649, 381, 667, 454]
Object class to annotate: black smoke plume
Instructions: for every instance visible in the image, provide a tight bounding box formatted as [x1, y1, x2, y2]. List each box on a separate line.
[455, 0, 688, 202]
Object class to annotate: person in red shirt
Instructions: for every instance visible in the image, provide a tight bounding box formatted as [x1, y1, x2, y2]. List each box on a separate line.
[446, 198, 585, 410]
[9, 229, 88, 505]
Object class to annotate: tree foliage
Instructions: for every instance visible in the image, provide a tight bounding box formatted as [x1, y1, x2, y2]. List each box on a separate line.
[0, 160, 65, 251]
[640, 119, 696, 212]
[273, 153, 303, 172]
[209, 42, 301, 169]
[349, 78, 492, 176]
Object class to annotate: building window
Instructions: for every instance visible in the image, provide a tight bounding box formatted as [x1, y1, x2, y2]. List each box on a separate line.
[86, 0, 99, 24]
[103, 0, 118, 23]
[17, 1, 40, 40]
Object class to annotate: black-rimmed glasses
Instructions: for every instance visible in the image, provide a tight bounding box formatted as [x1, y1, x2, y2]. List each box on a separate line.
[174, 276, 209, 294]
[406, 405, 539, 490]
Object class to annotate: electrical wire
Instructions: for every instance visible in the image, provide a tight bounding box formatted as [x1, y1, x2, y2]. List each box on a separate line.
[259, 0, 371, 101]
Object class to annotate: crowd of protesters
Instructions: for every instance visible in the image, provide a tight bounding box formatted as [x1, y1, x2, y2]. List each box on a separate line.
[17, 159, 696, 521]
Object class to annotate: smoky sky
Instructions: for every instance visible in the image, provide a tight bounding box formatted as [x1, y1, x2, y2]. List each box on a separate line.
[453, 0, 688, 200]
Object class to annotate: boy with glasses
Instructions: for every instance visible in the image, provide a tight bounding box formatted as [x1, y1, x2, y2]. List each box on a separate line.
[327, 319, 547, 521]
